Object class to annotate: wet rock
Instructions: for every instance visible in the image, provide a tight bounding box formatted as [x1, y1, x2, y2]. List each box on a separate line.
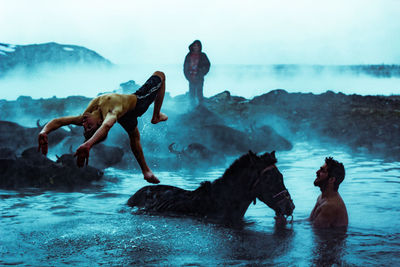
[168, 142, 225, 167]
[248, 125, 293, 151]
[0, 147, 103, 190]
[90, 143, 124, 169]
[175, 104, 223, 127]
[0, 147, 16, 160]
[168, 104, 292, 156]
[2, 88, 399, 163]
[0, 120, 69, 154]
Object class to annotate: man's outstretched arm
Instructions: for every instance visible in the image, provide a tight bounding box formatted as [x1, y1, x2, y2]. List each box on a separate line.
[74, 113, 117, 167]
[128, 127, 160, 184]
[38, 115, 83, 155]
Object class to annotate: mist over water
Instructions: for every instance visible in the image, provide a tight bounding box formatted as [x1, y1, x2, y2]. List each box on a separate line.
[1, 62, 399, 266]
[1, 64, 399, 100]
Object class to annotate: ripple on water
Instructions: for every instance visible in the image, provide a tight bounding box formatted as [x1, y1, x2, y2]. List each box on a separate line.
[49, 205, 68, 210]
[1, 142, 400, 265]
[89, 192, 123, 199]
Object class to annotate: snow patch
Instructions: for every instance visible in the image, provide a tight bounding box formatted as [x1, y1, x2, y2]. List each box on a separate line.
[63, 47, 74, 51]
[0, 44, 16, 53]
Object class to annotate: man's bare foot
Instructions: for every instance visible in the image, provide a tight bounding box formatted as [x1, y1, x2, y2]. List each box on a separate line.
[144, 171, 160, 184]
[151, 112, 168, 124]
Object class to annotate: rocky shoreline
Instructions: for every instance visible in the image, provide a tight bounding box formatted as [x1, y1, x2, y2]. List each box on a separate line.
[202, 90, 400, 159]
[1, 89, 399, 189]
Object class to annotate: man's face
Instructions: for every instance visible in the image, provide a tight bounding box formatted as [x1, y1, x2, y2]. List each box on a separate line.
[193, 43, 200, 53]
[314, 163, 329, 187]
[82, 113, 101, 139]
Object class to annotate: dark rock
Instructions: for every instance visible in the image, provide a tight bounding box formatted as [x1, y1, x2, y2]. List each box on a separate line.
[208, 90, 247, 104]
[168, 142, 225, 167]
[0, 120, 69, 154]
[0, 147, 103, 190]
[248, 125, 293, 151]
[175, 104, 223, 126]
[0, 147, 16, 160]
[91, 144, 124, 169]
[2, 87, 399, 165]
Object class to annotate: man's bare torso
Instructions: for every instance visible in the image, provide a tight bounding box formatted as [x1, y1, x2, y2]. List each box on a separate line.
[84, 93, 137, 119]
[310, 193, 348, 228]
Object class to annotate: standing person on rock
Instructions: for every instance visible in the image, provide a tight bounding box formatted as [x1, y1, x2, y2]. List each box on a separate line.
[38, 71, 168, 184]
[183, 40, 211, 105]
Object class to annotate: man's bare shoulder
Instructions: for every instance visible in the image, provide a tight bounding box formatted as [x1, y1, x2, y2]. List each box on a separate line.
[97, 93, 136, 118]
[97, 93, 135, 102]
[322, 197, 348, 227]
[328, 194, 347, 209]
[96, 93, 122, 101]
[318, 200, 338, 213]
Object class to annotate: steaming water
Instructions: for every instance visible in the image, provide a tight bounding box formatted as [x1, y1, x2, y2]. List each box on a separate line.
[1, 64, 400, 100]
[1, 142, 399, 266]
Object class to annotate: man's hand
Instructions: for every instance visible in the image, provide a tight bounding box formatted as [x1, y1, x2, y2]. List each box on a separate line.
[38, 132, 48, 155]
[143, 170, 160, 184]
[74, 143, 91, 167]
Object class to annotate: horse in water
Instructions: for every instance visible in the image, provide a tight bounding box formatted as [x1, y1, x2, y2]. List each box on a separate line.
[127, 151, 295, 224]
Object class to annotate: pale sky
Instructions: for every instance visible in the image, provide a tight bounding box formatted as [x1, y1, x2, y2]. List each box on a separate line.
[1, 0, 400, 65]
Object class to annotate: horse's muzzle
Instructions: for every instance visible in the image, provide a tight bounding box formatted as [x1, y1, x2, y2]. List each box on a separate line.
[274, 190, 295, 216]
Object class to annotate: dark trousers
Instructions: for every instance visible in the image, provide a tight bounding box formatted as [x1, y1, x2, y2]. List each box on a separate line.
[189, 80, 204, 103]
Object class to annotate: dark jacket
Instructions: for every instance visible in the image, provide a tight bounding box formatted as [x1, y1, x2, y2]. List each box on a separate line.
[183, 40, 211, 82]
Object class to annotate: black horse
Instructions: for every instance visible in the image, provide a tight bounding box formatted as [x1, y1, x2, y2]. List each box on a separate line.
[128, 151, 295, 223]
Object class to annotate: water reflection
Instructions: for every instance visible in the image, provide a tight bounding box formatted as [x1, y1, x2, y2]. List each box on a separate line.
[1, 142, 400, 265]
[223, 227, 295, 265]
[311, 227, 348, 266]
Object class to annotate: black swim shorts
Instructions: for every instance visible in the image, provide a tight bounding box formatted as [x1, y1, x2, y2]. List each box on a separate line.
[117, 75, 162, 132]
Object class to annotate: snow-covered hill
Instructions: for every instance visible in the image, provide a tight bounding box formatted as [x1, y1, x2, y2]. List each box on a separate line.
[0, 42, 112, 76]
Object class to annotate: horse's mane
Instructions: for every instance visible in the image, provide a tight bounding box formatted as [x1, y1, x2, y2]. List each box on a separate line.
[195, 153, 254, 194]
[219, 153, 254, 181]
[195, 152, 277, 194]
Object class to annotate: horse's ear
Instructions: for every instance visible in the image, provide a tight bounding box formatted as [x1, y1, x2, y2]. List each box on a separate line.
[248, 150, 257, 157]
[271, 150, 276, 160]
[261, 151, 271, 158]
[248, 150, 258, 164]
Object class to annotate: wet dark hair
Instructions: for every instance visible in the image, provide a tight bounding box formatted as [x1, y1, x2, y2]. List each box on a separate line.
[82, 111, 106, 143]
[83, 127, 97, 142]
[84, 127, 107, 143]
[325, 157, 345, 191]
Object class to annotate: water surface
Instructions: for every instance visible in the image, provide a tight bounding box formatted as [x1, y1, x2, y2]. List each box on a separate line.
[1, 142, 399, 266]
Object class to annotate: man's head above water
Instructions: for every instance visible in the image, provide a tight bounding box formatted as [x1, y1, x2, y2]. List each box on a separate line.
[309, 157, 348, 228]
[314, 157, 345, 192]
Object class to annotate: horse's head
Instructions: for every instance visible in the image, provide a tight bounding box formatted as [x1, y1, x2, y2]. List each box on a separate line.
[249, 150, 295, 217]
